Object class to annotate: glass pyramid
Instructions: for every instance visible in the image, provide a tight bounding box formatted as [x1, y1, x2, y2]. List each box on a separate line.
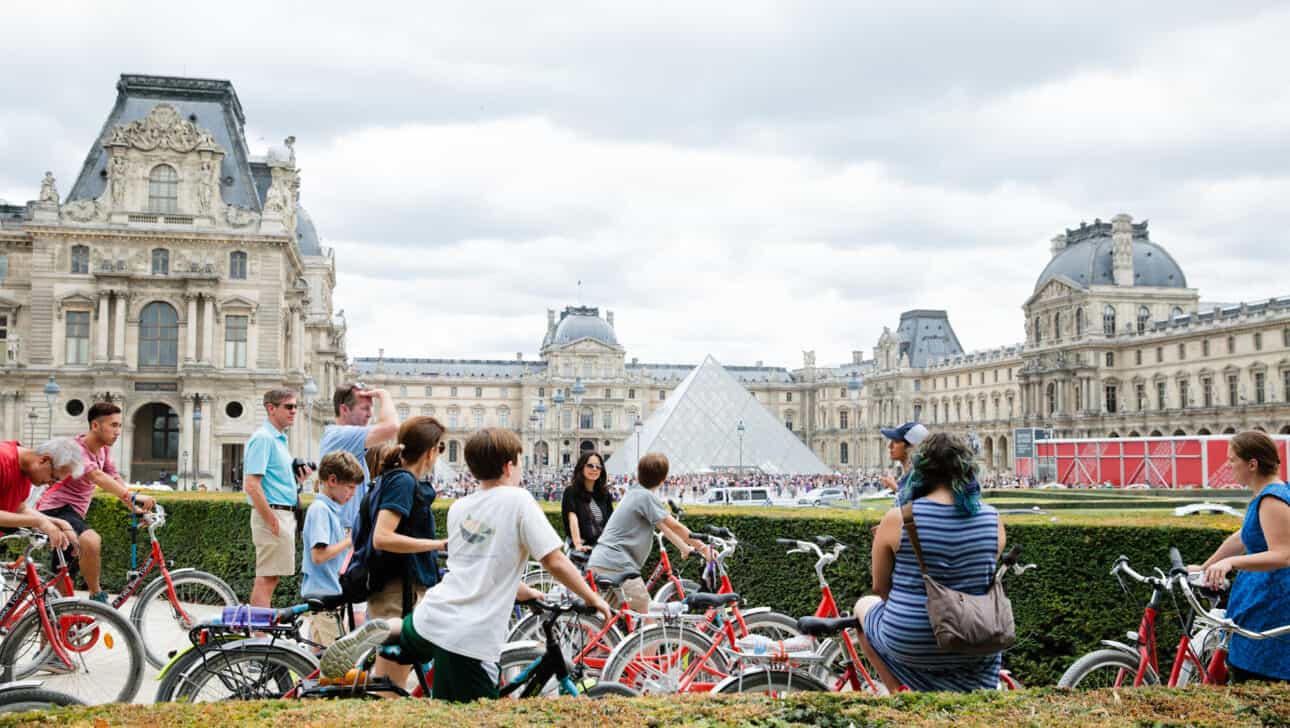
[606, 355, 831, 476]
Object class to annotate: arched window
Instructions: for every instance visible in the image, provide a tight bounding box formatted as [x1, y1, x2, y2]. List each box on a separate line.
[1137, 305, 1150, 335]
[229, 251, 247, 280]
[1103, 305, 1117, 336]
[1170, 306, 1184, 319]
[1046, 383, 1057, 415]
[840, 442, 849, 464]
[138, 301, 179, 367]
[70, 244, 90, 274]
[1075, 308, 1085, 337]
[1052, 311, 1062, 340]
[1033, 317, 1041, 343]
[448, 441, 459, 463]
[151, 248, 169, 275]
[148, 165, 178, 213]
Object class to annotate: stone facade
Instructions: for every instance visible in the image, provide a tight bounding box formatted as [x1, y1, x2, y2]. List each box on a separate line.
[0, 75, 346, 489]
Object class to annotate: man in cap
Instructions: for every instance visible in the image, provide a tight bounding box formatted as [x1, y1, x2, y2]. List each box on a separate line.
[878, 422, 930, 498]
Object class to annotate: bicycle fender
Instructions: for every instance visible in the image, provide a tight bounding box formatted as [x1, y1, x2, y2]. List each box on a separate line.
[167, 639, 320, 685]
[500, 640, 543, 654]
[0, 681, 47, 694]
[1098, 639, 1140, 658]
[155, 643, 199, 681]
[740, 606, 773, 617]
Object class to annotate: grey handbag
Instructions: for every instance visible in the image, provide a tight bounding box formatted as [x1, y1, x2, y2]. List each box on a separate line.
[901, 503, 1016, 655]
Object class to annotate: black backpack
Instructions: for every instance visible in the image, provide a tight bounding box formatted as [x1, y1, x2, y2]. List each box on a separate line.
[338, 468, 429, 606]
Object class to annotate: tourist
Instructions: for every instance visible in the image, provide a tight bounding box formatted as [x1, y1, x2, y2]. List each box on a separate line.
[561, 451, 614, 552]
[319, 383, 400, 531]
[587, 453, 710, 612]
[854, 432, 1005, 693]
[244, 388, 311, 607]
[320, 428, 611, 702]
[879, 422, 930, 499]
[301, 451, 364, 648]
[36, 402, 156, 603]
[1189, 430, 1290, 683]
[0, 438, 84, 550]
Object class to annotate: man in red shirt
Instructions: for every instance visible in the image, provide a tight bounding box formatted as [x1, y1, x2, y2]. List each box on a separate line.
[0, 438, 85, 550]
[37, 402, 155, 602]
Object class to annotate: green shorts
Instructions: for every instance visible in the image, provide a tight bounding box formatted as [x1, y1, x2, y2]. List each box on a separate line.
[399, 615, 499, 702]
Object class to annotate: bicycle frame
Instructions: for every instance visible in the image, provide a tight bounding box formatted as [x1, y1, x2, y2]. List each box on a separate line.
[0, 537, 76, 670]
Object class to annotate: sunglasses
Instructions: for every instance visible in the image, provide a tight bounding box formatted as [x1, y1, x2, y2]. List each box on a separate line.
[585, 462, 603, 471]
[273, 403, 299, 411]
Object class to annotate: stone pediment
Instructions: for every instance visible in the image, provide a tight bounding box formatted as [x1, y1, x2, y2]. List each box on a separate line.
[1027, 277, 1080, 307]
[57, 292, 97, 319]
[217, 295, 259, 322]
[103, 104, 220, 154]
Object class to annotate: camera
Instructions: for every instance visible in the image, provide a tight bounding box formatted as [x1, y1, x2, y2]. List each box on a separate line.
[292, 458, 317, 479]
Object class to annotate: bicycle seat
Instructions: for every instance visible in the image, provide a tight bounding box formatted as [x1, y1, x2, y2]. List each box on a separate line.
[594, 572, 640, 590]
[705, 525, 734, 539]
[683, 592, 740, 610]
[814, 535, 838, 549]
[796, 616, 860, 637]
[568, 550, 590, 567]
[306, 594, 349, 612]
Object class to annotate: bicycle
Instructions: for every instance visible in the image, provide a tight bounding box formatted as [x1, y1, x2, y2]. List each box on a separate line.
[0, 680, 85, 712]
[50, 504, 238, 669]
[1058, 547, 1290, 688]
[0, 529, 145, 704]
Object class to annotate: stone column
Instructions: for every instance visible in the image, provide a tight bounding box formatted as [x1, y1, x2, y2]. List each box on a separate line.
[96, 293, 110, 363]
[113, 293, 127, 363]
[199, 395, 214, 480]
[203, 295, 216, 366]
[180, 396, 195, 489]
[185, 296, 198, 364]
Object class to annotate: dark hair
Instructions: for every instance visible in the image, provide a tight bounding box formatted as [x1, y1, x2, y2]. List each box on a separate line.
[572, 451, 609, 501]
[367, 442, 397, 479]
[333, 383, 361, 417]
[87, 401, 121, 425]
[1231, 431, 1280, 477]
[901, 433, 981, 514]
[263, 388, 295, 407]
[465, 428, 523, 481]
[318, 451, 364, 484]
[638, 453, 669, 489]
[380, 416, 445, 473]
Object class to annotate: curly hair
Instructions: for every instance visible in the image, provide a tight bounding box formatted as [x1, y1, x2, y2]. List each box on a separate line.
[899, 432, 981, 515]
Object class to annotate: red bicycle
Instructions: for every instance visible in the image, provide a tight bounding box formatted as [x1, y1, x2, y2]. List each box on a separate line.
[0, 529, 145, 704]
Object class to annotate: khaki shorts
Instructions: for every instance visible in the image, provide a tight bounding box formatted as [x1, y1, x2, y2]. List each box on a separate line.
[250, 509, 296, 577]
[309, 610, 345, 647]
[612, 577, 650, 613]
[366, 577, 428, 620]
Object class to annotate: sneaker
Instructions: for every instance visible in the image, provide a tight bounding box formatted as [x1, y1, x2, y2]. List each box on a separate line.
[89, 591, 110, 604]
[320, 619, 392, 678]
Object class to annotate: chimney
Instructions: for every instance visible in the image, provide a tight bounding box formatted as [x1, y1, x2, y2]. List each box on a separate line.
[631, 357, 638, 365]
[377, 347, 385, 373]
[516, 352, 523, 361]
[852, 350, 863, 365]
[606, 310, 614, 327]
[1050, 233, 1067, 257]
[756, 360, 763, 368]
[1111, 213, 1134, 286]
[546, 308, 556, 330]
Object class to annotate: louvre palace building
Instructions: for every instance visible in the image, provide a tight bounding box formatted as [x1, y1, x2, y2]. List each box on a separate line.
[0, 75, 347, 489]
[357, 213, 1290, 476]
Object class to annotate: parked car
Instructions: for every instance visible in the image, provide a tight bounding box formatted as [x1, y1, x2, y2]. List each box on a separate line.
[706, 487, 773, 506]
[797, 488, 847, 507]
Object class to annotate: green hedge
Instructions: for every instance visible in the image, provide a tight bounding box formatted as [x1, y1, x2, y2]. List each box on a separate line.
[8, 686, 1289, 727]
[83, 494, 1239, 687]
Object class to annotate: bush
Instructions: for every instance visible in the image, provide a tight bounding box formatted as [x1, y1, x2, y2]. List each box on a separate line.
[83, 494, 1238, 686]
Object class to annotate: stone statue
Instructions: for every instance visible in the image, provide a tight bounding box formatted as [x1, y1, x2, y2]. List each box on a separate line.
[264, 179, 287, 216]
[284, 136, 296, 166]
[39, 172, 58, 204]
[198, 160, 215, 213]
[109, 154, 128, 206]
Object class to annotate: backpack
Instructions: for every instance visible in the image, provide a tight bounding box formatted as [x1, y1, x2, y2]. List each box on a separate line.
[339, 468, 429, 605]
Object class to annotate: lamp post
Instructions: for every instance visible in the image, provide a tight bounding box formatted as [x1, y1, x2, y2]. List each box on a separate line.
[534, 400, 547, 467]
[43, 375, 59, 440]
[572, 377, 586, 460]
[847, 374, 861, 474]
[302, 375, 319, 462]
[192, 396, 202, 491]
[633, 416, 643, 460]
[552, 389, 565, 465]
[736, 419, 745, 482]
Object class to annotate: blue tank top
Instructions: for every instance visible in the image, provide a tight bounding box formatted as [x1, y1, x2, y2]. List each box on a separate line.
[1226, 482, 1290, 679]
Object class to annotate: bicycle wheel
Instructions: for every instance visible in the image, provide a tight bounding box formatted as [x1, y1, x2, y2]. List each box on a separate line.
[0, 597, 145, 704]
[740, 611, 801, 640]
[583, 682, 639, 698]
[1176, 626, 1223, 687]
[130, 570, 238, 669]
[714, 667, 830, 695]
[0, 686, 86, 711]
[808, 637, 885, 694]
[168, 643, 318, 702]
[507, 611, 623, 677]
[1058, 649, 1157, 689]
[600, 623, 727, 694]
[652, 579, 700, 604]
[497, 644, 559, 697]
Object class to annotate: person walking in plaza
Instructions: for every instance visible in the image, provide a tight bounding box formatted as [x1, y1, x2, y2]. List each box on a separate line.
[36, 402, 155, 603]
[854, 432, 1005, 693]
[561, 451, 613, 552]
[245, 388, 312, 607]
[0, 438, 84, 551]
[1188, 430, 1290, 683]
[879, 421, 930, 499]
[301, 451, 364, 649]
[319, 383, 400, 531]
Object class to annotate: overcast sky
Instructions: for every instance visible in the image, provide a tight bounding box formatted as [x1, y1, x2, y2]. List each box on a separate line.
[3, 2, 1289, 369]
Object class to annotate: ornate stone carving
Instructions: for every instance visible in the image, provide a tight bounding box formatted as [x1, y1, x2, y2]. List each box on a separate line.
[62, 199, 102, 223]
[103, 103, 220, 153]
[198, 160, 215, 213]
[109, 153, 128, 207]
[263, 178, 288, 217]
[225, 205, 257, 228]
[39, 172, 59, 204]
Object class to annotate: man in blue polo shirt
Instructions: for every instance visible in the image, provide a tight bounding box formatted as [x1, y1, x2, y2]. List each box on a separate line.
[245, 387, 310, 607]
[318, 382, 400, 531]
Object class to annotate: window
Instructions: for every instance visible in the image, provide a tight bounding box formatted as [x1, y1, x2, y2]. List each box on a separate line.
[955, 375, 960, 386]
[71, 245, 89, 274]
[785, 415, 794, 431]
[448, 441, 459, 463]
[65, 311, 89, 364]
[1171, 306, 1184, 319]
[147, 164, 178, 213]
[1135, 349, 1142, 366]
[500, 387, 509, 398]
[839, 387, 847, 398]
[1033, 317, 1041, 344]
[840, 442, 849, 464]
[839, 410, 849, 429]
[1202, 378, 1214, 408]
[1105, 352, 1114, 367]
[1155, 347, 1163, 363]
[138, 301, 178, 367]
[1285, 371, 1290, 403]
[398, 404, 410, 420]
[1227, 336, 1236, 354]
[1254, 332, 1263, 351]
[1203, 339, 1210, 357]
[0, 254, 7, 281]
[1228, 375, 1239, 406]
[1105, 384, 1118, 414]
[602, 409, 613, 429]
[1076, 308, 1085, 337]
[628, 388, 635, 399]
[785, 392, 792, 402]
[226, 401, 244, 419]
[913, 404, 922, 421]
[1053, 311, 1062, 339]
[151, 248, 169, 275]
[473, 409, 484, 429]
[1103, 305, 1117, 336]
[449, 409, 460, 429]
[498, 408, 510, 429]
[1255, 372, 1266, 404]
[151, 405, 179, 459]
[399, 385, 408, 397]
[658, 390, 666, 401]
[1137, 306, 1150, 335]
[538, 387, 545, 398]
[1178, 343, 1186, 361]
[424, 385, 433, 397]
[229, 251, 247, 279]
[1179, 380, 1190, 408]
[475, 387, 483, 399]
[450, 386, 458, 397]
[993, 370, 999, 383]
[224, 315, 248, 368]
[1157, 381, 1167, 410]
[1136, 383, 1147, 411]
[0, 315, 7, 344]
[1284, 329, 1290, 348]
[604, 388, 612, 399]
[579, 408, 593, 430]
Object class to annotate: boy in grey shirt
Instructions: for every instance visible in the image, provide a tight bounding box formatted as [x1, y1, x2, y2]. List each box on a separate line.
[587, 453, 710, 611]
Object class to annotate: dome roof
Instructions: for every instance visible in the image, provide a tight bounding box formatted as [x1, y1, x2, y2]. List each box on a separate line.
[1035, 220, 1186, 291]
[549, 306, 620, 348]
[296, 206, 322, 256]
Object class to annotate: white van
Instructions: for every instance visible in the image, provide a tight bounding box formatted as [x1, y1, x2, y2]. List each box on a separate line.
[705, 487, 773, 506]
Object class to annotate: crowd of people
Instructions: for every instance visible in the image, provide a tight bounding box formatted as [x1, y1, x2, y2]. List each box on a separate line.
[1, 381, 1286, 702]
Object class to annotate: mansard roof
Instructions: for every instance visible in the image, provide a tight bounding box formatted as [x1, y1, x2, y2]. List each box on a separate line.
[896, 309, 964, 368]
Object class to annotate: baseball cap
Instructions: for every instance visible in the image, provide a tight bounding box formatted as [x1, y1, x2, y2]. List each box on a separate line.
[879, 422, 930, 446]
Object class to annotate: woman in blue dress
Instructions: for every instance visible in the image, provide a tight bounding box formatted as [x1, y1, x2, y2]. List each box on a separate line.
[855, 432, 1006, 692]
[1190, 430, 1290, 682]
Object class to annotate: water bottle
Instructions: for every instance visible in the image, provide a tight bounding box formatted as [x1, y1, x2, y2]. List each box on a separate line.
[219, 605, 276, 629]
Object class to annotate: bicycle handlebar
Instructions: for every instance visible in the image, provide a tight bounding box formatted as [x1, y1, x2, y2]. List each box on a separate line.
[1000, 544, 1022, 567]
[1172, 569, 1290, 641]
[1168, 547, 1188, 576]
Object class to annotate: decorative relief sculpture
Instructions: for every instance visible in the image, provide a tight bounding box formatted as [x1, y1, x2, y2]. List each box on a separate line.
[198, 160, 215, 213]
[263, 179, 288, 217]
[225, 204, 257, 228]
[62, 199, 102, 222]
[38, 172, 59, 204]
[109, 153, 128, 206]
[103, 103, 220, 153]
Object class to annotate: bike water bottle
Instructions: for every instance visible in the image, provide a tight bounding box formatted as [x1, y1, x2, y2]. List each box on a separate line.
[221, 605, 276, 628]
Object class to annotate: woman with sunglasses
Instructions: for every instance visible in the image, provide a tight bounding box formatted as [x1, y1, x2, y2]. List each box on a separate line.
[561, 451, 614, 552]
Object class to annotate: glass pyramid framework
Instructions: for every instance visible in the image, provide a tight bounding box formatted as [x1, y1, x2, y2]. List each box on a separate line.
[606, 355, 831, 477]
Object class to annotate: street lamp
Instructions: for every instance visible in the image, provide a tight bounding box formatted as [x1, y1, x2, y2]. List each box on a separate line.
[572, 377, 586, 459]
[192, 396, 203, 491]
[736, 419, 745, 481]
[43, 375, 59, 440]
[552, 389, 565, 464]
[633, 416, 643, 459]
[302, 375, 319, 461]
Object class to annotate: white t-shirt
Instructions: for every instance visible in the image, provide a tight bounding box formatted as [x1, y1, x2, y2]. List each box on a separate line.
[411, 485, 562, 661]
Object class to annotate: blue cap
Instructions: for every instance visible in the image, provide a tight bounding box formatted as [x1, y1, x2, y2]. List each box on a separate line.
[880, 422, 930, 446]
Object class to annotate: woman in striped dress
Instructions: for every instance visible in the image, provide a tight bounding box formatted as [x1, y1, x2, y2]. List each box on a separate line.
[854, 433, 1006, 692]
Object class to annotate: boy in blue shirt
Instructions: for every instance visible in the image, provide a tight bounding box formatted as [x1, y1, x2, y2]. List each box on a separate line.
[302, 451, 364, 647]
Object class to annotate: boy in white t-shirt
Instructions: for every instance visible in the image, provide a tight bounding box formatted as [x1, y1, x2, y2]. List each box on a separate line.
[320, 427, 611, 701]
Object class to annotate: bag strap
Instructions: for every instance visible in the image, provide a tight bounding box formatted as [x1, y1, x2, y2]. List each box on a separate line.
[900, 502, 931, 576]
